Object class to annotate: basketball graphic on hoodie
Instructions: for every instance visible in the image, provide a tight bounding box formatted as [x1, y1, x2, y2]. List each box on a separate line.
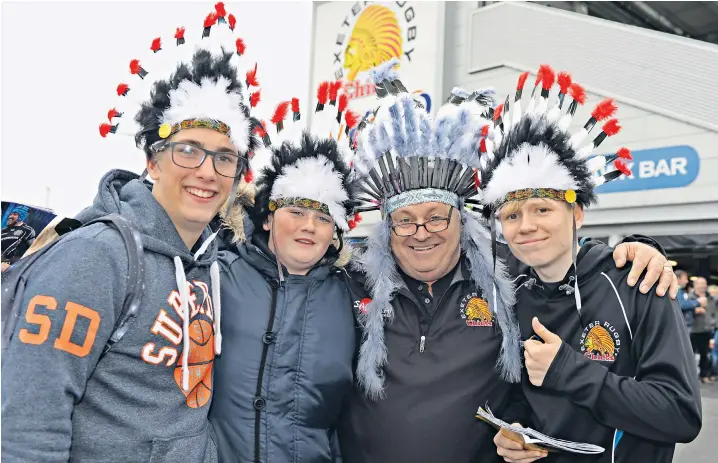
[173, 318, 215, 408]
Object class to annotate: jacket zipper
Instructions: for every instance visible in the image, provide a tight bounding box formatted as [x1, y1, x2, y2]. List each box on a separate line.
[418, 283, 456, 354]
[254, 281, 280, 463]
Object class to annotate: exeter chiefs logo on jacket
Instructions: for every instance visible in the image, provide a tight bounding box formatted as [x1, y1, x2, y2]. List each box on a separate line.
[459, 292, 493, 327]
[580, 320, 621, 362]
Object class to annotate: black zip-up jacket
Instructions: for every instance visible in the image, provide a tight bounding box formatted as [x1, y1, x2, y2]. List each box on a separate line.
[339, 255, 510, 463]
[336, 235, 671, 463]
[512, 241, 701, 463]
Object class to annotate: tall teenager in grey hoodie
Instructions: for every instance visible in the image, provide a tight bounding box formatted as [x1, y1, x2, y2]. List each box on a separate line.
[1, 6, 262, 462]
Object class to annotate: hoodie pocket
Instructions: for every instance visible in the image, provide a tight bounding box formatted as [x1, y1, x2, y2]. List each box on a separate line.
[149, 421, 218, 463]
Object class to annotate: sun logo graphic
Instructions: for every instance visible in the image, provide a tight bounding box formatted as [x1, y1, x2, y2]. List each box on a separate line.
[343, 5, 403, 81]
[580, 321, 621, 362]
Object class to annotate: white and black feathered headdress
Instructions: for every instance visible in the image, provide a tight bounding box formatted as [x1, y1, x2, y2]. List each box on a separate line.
[248, 81, 363, 238]
[99, 3, 261, 170]
[479, 63, 634, 309]
[351, 59, 522, 400]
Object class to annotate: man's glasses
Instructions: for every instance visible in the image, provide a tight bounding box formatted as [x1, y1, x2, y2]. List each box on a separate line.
[166, 142, 246, 178]
[390, 206, 454, 237]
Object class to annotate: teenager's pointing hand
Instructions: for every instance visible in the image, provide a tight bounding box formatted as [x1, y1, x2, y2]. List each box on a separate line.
[524, 318, 563, 387]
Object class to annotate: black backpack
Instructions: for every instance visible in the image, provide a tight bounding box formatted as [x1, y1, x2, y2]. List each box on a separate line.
[1, 214, 145, 366]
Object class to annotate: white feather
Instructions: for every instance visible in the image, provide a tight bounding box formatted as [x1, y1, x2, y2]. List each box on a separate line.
[162, 76, 250, 153]
[270, 155, 350, 230]
[482, 142, 578, 206]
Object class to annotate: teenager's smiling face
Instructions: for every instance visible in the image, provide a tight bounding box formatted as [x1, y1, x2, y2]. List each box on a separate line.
[499, 198, 584, 281]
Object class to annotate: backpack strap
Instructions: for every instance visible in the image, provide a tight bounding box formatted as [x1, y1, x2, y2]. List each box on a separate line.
[84, 214, 145, 358]
[1, 238, 65, 359]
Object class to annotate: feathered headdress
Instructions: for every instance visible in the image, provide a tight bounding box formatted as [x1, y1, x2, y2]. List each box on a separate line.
[248, 82, 362, 236]
[98, 4, 261, 179]
[479, 63, 633, 310]
[350, 58, 522, 400]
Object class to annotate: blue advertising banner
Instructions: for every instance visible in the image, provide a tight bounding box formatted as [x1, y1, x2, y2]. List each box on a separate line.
[595, 145, 700, 194]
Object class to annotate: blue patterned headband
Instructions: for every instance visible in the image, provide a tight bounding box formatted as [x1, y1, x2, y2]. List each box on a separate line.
[385, 188, 459, 215]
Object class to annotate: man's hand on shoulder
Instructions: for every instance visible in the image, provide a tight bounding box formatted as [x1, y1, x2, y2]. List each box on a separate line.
[613, 242, 677, 299]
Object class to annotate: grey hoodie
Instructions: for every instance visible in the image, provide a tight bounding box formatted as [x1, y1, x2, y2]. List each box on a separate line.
[1, 169, 220, 463]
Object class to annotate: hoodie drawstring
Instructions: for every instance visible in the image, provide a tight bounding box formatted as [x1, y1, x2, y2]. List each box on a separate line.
[174, 231, 223, 390]
[173, 256, 190, 392]
[210, 261, 222, 355]
[572, 212, 582, 312]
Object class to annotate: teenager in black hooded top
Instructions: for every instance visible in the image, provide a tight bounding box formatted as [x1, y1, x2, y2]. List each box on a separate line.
[481, 66, 701, 463]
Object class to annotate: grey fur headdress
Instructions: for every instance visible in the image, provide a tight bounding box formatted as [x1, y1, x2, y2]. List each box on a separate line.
[351, 59, 522, 400]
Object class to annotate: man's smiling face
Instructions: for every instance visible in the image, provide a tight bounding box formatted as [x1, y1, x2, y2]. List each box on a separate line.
[389, 201, 461, 282]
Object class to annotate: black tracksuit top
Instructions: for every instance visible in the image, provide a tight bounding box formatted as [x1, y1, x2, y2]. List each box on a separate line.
[512, 241, 702, 463]
[339, 255, 511, 463]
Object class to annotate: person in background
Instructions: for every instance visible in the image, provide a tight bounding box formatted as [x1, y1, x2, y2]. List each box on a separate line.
[690, 276, 715, 383]
[1, 207, 37, 269]
[676, 269, 702, 332]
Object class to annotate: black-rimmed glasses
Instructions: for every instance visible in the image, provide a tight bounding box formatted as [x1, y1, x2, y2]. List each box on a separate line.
[390, 206, 454, 237]
[162, 142, 246, 178]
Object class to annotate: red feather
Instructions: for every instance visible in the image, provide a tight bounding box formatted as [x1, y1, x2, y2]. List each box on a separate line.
[291, 98, 300, 113]
[481, 124, 490, 137]
[99, 123, 112, 138]
[541, 65, 555, 91]
[614, 159, 632, 176]
[479, 138, 487, 153]
[533, 66, 545, 86]
[474, 170, 481, 189]
[228, 14, 236, 30]
[250, 90, 261, 108]
[271, 101, 291, 125]
[129, 59, 142, 74]
[107, 108, 119, 121]
[151, 38, 161, 52]
[354, 213, 362, 223]
[348, 220, 357, 230]
[317, 82, 329, 104]
[493, 103, 504, 122]
[116, 83, 129, 96]
[175, 27, 185, 39]
[243, 169, 253, 183]
[602, 119, 621, 136]
[344, 110, 360, 129]
[616, 147, 632, 161]
[204, 12, 218, 28]
[568, 83, 587, 104]
[592, 99, 617, 121]
[517, 72, 529, 90]
[245, 63, 259, 87]
[557, 72, 572, 94]
[235, 38, 246, 55]
[254, 120, 267, 137]
[329, 81, 342, 102]
[338, 94, 349, 113]
[215, 2, 226, 17]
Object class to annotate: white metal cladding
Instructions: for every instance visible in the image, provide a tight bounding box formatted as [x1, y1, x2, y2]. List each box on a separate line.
[464, 2, 718, 132]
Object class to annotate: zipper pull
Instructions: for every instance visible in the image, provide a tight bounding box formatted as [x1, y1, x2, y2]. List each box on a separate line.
[419, 335, 426, 353]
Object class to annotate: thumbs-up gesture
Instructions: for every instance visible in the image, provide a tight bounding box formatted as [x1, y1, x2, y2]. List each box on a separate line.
[524, 317, 563, 387]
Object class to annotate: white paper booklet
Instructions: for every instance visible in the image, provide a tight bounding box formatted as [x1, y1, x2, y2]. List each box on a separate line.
[476, 405, 605, 455]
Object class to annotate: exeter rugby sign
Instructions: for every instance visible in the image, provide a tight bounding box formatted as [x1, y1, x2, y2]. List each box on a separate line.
[311, 1, 445, 115]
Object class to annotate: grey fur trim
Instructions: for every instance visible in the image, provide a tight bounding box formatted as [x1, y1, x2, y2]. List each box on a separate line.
[459, 207, 522, 383]
[353, 220, 400, 399]
[220, 183, 255, 244]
